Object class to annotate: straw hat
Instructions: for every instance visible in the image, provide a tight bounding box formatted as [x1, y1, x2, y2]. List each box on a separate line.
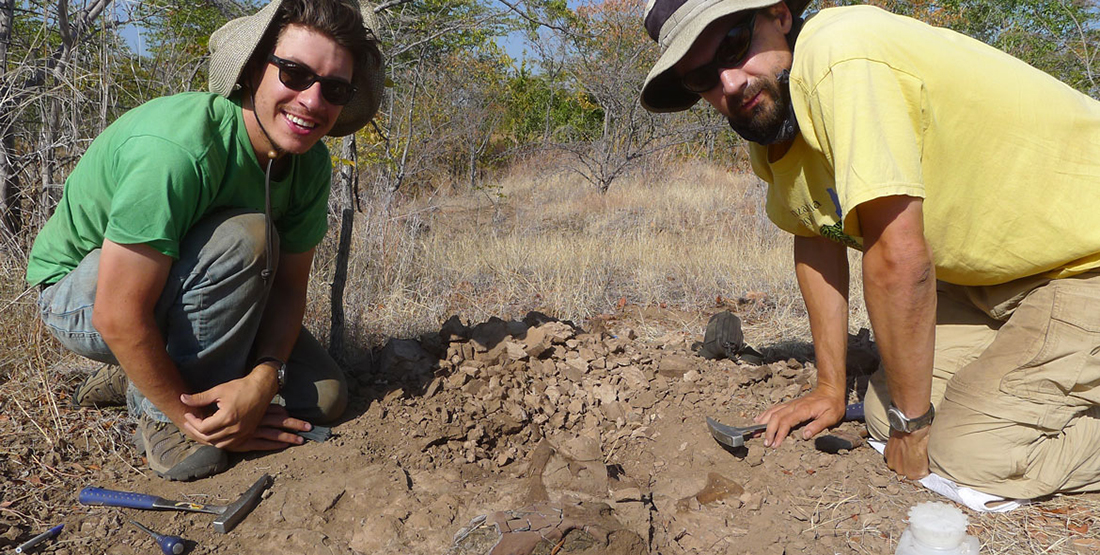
[641, 0, 809, 113]
[208, 0, 385, 136]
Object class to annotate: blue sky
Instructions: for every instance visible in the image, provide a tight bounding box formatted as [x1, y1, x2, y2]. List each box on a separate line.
[118, 0, 592, 60]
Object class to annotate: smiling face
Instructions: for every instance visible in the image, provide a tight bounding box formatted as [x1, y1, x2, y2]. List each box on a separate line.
[675, 5, 795, 143]
[243, 24, 354, 161]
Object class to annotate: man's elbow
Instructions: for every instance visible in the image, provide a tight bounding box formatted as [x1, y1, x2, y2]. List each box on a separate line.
[863, 239, 934, 289]
[92, 303, 146, 344]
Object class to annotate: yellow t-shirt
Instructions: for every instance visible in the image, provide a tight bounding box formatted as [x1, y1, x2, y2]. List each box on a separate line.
[752, 6, 1100, 286]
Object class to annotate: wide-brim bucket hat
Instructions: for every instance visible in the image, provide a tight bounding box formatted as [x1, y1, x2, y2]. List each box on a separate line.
[208, 0, 385, 137]
[641, 0, 809, 113]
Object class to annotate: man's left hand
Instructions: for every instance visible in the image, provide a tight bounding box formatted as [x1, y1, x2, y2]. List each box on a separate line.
[180, 369, 309, 450]
[884, 426, 931, 480]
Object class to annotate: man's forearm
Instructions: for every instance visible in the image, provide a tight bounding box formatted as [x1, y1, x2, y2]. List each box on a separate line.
[250, 249, 316, 379]
[101, 319, 194, 425]
[252, 286, 306, 364]
[92, 240, 194, 424]
[863, 248, 936, 416]
[859, 198, 936, 418]
[794, 235, 850, 399]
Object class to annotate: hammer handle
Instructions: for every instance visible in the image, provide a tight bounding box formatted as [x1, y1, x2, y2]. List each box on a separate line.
[843, 402, 865, 422]
[79, 487, 221, 514]
[79, 487, 164, 510]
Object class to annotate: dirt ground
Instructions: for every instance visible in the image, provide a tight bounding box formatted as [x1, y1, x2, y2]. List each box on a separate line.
[3, 302, 1099, 555]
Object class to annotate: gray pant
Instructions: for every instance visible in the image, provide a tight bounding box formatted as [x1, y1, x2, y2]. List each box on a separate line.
[37, 209, 347, 424]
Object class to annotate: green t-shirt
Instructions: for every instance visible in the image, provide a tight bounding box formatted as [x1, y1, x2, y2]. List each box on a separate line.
[752, 6, 1100, 286]
[27, 92, 331, 286]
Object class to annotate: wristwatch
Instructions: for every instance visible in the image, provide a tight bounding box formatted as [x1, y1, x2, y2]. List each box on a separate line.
[255, 356, 287, 390]
[887, 402, 935, 433]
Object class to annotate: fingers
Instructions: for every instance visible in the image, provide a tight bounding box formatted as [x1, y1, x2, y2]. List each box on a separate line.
[183, 408, 234, 436]
[180, 385, 222, 408]
[223, 427, 304, 452]
[182, 416, 235, 447]
[183, 404, 310, 450]
[755, 395, 845, 448]
[801, 419, 827, 440]
[760, 401, 805, 448]
[259, 411, 311, 433]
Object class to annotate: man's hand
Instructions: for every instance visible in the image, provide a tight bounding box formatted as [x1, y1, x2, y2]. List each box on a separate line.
[885, 427, 931, 480]
[755, 387, 847, 447]
[180, 366, 309, 451]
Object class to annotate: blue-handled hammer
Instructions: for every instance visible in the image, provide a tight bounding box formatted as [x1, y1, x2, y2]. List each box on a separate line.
[79, 474, 271, 534]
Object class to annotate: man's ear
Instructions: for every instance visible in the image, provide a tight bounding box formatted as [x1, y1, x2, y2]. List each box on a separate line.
[767, 2, 793, 34]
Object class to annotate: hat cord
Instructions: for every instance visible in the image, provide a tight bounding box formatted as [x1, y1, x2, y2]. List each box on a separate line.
[250, 90, 282, 284]
[261, 157, 274, 283]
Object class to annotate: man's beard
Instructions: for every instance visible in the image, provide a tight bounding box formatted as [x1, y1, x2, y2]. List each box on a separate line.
[727, 70, 799, 145]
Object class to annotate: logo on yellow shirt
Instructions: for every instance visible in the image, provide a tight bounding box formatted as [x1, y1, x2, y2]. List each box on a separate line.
[821, 188, 862, 250]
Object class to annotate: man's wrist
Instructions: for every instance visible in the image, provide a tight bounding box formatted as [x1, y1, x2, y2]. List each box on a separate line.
[887, 402, 935, 433]
[253, 357, 286, 393]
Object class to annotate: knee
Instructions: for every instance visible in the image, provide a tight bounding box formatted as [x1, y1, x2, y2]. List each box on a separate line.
[215, 212, 273, 264]
[190, 211, 277, 272]
[926, 398, 1032, 496]
[314, 376, 348, 423]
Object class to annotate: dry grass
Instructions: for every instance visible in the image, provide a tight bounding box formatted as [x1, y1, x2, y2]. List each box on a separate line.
[312, 156, 869, 351]
[1, 238, 144, 533]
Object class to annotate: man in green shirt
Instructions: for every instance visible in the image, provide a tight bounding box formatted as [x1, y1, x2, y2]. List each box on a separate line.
[28, 0, 384, 481]
[640, 0, 1100, 499]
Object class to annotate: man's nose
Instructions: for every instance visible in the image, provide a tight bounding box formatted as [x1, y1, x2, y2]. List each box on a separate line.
[718, 66, 748, 96]
[298, 81, 326, 108]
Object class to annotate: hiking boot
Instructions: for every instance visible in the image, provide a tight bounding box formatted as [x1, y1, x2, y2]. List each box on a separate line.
[137, 413, 228, 481]
[73, 364, 129, 407]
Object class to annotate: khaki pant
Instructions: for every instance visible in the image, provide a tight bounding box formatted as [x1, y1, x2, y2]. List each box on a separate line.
[865, 273, 1100, 499]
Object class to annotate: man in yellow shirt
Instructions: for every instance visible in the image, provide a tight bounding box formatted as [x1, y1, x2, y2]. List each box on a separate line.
[641, 0, 1100, 498]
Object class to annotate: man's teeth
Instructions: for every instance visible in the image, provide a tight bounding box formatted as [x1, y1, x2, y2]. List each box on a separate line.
[285, 113, 316, 129]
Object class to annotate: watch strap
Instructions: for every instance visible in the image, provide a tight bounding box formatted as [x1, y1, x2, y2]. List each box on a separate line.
[888, 402, 935, 433]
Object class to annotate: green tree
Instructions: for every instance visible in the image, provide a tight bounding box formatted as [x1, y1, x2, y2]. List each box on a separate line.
[135, 0, 240, 93]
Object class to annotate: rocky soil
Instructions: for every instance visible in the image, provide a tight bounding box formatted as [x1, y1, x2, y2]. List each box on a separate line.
[3, 304, 1099, 554]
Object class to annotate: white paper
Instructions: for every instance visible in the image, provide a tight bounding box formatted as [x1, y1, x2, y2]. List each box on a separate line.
[868, 440, 1028, 513]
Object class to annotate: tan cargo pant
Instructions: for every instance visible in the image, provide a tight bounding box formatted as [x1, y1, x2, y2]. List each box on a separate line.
[864, 272, 1100, 499]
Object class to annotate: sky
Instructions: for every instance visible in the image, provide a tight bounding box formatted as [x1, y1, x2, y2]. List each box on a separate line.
[116, 0, 592, 61]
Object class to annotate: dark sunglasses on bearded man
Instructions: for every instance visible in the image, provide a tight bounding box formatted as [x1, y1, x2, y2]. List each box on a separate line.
[680, 10, 759, 94]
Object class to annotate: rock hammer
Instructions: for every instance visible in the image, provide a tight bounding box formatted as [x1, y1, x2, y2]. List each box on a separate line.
[79, 474, 271, 533]
[707, 402, 865, 449]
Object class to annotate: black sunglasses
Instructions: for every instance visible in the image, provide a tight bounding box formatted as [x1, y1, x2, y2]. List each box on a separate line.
[681, 11, 758, 94]
[267, 54, 357, 106]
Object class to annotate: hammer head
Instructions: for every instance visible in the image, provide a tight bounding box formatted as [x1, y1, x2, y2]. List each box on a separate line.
[213, 474, 272, 534]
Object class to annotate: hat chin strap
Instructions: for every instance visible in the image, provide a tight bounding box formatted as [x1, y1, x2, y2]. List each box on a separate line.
[250, 90, 284, 161]
[250, 90, 282, 283]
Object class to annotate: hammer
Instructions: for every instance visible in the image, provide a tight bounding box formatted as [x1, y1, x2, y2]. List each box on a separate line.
[79, 474, 271, 534]
[707, 403, 865, 449]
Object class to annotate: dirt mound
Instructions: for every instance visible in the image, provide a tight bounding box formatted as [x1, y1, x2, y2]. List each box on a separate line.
[3, 310, 976, 555]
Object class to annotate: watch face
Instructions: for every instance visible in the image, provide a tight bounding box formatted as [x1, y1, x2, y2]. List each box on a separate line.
[887, 407, 908, 431]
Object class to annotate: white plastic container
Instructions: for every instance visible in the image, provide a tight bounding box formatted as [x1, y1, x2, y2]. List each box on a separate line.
[895, 501, 981, 555]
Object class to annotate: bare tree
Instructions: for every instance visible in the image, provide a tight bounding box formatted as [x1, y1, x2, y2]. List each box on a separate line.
[551, 0, 718, 193]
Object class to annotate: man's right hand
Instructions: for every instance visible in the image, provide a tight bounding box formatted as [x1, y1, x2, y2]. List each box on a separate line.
[754, 387, 847, 447]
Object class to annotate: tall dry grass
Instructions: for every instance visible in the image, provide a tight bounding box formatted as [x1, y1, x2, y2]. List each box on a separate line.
[311, 156, 869, 351]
